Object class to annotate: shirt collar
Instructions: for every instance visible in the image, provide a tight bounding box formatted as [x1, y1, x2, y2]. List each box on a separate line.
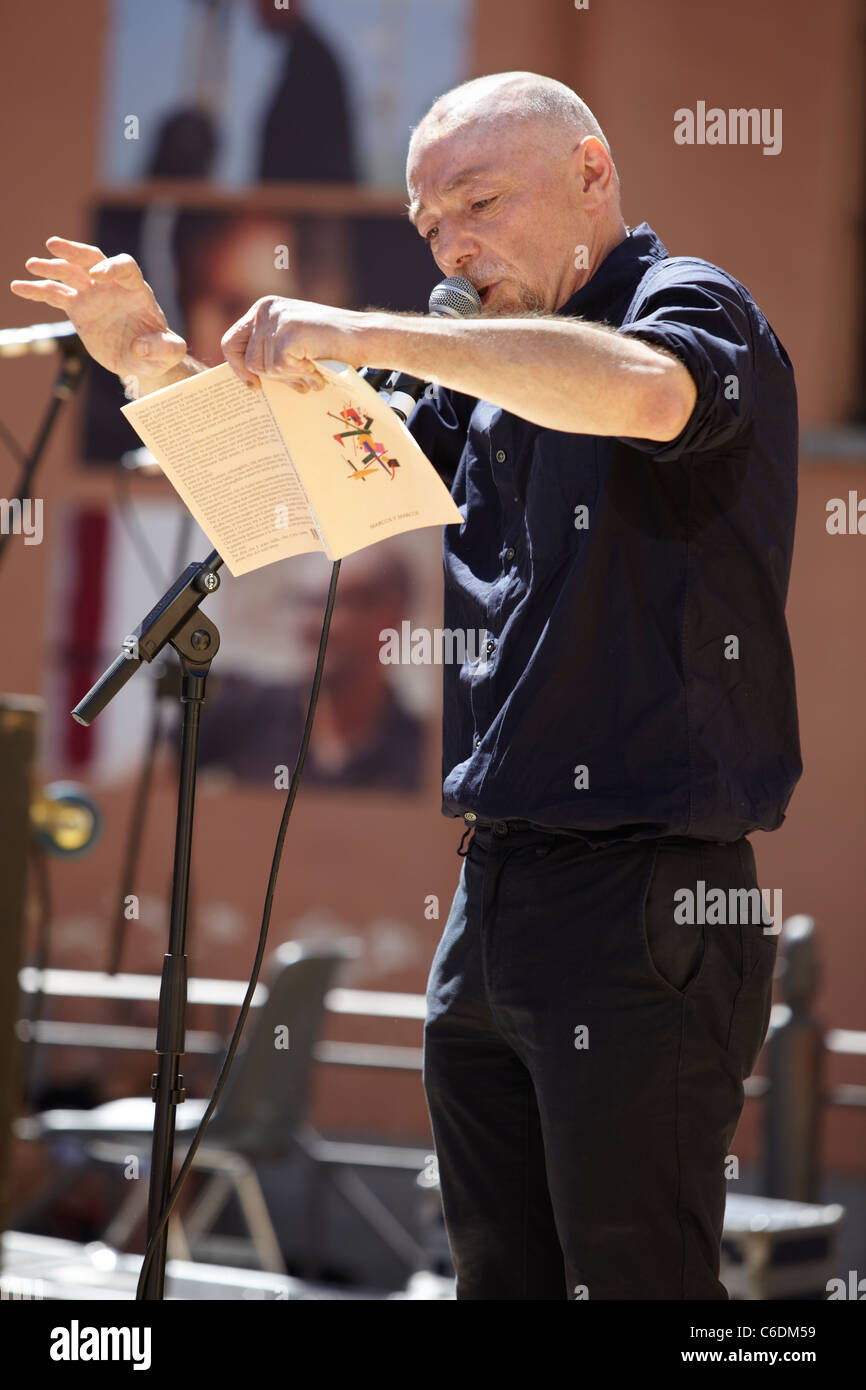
[556, 221, 668, 319]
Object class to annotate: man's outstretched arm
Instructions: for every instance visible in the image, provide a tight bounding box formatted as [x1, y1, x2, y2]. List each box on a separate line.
[220, 296, 697, 442]
[357, 311, 697, 440]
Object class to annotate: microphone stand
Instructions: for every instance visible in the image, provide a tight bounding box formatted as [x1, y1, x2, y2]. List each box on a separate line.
[69, 355, 444, 1295]
[72, 547, 223, 1300]
[0, 335, 89, 572]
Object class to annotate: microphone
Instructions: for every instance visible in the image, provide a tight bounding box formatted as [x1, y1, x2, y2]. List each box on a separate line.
[369, 276, 482, 422]
[0, 320, 81, 358]
[427, 275, 485, 319]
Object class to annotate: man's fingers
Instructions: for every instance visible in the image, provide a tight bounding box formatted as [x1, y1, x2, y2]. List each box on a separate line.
[23, 257, 93, 290]
[223, 339, 260, 386]
[88, 253, 144, 287]
[225, 344, 260, 385]
[45, 236, 105, 269]
[9, 279, 75, 308]
[222, 313, 261, 386]
[258, 329, 323, 388]
[282, 354, 326, 388]
[223, 297, 330, 390]
[131, 330, 187, 362]
[262, 328, 275, 378]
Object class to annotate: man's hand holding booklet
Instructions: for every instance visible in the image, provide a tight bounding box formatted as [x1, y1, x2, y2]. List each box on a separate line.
[121, 360, 464, 577]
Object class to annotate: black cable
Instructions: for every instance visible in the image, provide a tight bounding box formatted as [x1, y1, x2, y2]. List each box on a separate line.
[135, 557, 341, 1298]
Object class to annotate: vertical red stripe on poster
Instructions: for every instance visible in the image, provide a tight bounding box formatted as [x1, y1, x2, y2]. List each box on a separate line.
[64, 508, 109, 769]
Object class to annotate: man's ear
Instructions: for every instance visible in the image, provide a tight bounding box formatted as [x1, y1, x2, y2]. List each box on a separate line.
[577, 136, 614, 199]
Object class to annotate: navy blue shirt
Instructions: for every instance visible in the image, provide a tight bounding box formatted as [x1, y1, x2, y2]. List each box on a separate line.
[407, 222, 802, 843]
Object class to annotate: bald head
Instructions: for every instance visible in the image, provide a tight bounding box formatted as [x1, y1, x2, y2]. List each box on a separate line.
[408, 72, 618, 196]
[404, 71, 625, 314]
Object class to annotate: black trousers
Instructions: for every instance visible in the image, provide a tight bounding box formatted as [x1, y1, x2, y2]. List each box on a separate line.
[422, 821, 778, 1300]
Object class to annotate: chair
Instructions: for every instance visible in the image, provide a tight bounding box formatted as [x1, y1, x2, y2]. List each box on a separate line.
[13, 940, 351, 1272]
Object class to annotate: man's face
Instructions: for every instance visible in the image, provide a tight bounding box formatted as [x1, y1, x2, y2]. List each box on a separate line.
[406, 119, 590, 315]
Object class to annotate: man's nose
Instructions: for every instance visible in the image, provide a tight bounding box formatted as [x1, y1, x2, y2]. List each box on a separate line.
[434, 223, 480, 279]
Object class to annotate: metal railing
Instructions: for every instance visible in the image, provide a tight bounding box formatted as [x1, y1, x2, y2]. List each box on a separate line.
[15, 913, 865, 1199]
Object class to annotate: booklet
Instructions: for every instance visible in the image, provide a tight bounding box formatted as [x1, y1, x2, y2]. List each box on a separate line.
[120, 360, 464, 577]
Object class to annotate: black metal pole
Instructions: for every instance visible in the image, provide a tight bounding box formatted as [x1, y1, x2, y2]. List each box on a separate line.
[71, 552, 224, 1299]
[0, 338, 88, 573]
[140, 619, 216, 1299]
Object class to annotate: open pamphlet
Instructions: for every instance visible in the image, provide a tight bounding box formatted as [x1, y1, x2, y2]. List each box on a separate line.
[120, 360, 465, 577]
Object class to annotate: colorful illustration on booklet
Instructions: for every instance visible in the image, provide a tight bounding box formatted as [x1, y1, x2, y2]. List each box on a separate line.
[330, 404, 401, 482]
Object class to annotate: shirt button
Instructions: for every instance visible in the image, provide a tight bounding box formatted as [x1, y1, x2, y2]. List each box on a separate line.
[492, 820, 508, 836]
[485, 639, 495, 654]
[504, 547, 515, 561]
[463, 811, 477, 822]
[473, 733, 481, 748]
[495, 449, 507, 463]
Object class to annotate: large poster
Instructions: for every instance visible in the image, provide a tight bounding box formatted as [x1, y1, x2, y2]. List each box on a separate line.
[100, 0, 471, 188]
[47, 499, 442, 792]
[69, 0, 467, 795]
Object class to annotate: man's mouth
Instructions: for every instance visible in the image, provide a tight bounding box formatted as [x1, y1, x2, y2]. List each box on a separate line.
[478, 281, 500, 307]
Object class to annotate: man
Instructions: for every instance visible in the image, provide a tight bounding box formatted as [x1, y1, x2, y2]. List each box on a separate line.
[12, 71, 801, 1300]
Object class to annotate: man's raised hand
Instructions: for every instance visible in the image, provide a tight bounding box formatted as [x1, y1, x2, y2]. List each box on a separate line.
[10, 236, 188, 384]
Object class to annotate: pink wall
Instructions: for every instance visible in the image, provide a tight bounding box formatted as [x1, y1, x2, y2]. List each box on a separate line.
[1, 1, 864, 1176]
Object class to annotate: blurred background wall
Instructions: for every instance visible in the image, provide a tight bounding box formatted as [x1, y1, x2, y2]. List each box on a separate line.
[0, 0, 863, 1232]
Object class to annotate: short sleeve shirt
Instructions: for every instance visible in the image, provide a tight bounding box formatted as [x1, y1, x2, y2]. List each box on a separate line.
[407, 222, 802, 842]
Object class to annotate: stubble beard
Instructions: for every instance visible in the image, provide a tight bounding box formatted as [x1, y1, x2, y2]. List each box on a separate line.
[480, 279, 548, 317]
